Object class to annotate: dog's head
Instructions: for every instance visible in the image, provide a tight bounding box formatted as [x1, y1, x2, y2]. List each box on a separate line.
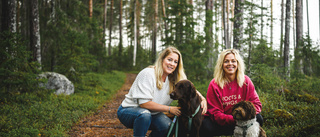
[170, 80, 197, 101]
[232, 101, 256, 121]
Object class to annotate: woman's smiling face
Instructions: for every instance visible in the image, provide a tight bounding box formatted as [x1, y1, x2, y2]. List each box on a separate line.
[223, 53, 238, 77]
[162, 53, 179, 76]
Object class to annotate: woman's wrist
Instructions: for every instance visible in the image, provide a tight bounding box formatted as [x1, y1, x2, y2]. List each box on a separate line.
[168, 106, 171, 113]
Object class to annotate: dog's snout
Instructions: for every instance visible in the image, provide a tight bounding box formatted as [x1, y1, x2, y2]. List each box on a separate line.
[170, 92, 175, 98]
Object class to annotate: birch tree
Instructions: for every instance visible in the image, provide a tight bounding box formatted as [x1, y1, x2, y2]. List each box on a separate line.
[284, 0, 291, 81]
[1, 0, 16, 33]
[133, 0, 137, 66]
[103, 0, 108, 48]
[30, 0, 41, 68]
[280, 0, 285, 62]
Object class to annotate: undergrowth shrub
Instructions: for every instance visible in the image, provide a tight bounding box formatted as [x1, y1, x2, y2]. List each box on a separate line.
[0, 32, 43, 93]
[258, 85, 320, 137]
[250, 64, 284, 92]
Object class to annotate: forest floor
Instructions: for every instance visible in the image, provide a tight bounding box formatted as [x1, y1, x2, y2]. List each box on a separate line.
[68, 73, 150, 137]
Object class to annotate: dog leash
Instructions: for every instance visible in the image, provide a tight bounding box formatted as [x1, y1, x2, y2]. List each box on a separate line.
[166, 105, 201, 137]
[167, 115, 178, 137]
[188, 105, 201, 131]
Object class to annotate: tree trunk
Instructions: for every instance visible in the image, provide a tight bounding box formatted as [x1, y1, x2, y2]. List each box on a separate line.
[103, 0, 108, 48]
[205, 0, 214, 76]
[1, 0, 16, 33]
[284, 0, 291, 81]
[119, 0, 123, 57]
[295, 0, 303, 73]
[292, 0, 295, 49]
[89, 0, 92, 17]
[270, 0, 273, 48]
[280, 0, 284, 63]
[233, 0, 244, 51]
[222, 0, 229, 49]
[136, 0, 141, 55]
[226, 0, 230, 48]
[260, 0, 263, 40]
[108, 0, 114, 56]
[133, 0, 137, 66]
[247, 0, 254, 72]
[152, 0, 158, 63]
[30, 0, 41, 69]
[161, 0, 168, 39]
[306, 0, 309, 37]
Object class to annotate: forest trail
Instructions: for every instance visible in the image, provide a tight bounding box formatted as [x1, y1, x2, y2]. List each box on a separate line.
[68, 73, 141, 137]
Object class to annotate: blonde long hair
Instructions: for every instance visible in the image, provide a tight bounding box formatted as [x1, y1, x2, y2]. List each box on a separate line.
[213, 49, 245, 89]
[150, 46, 187, 93]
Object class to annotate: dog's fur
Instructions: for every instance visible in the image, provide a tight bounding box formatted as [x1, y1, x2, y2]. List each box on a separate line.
[232, 101, 266, 137]
[169, 80, 203, 137]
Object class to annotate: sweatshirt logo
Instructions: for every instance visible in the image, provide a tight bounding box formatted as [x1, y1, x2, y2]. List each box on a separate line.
[222, 94, 241, 106]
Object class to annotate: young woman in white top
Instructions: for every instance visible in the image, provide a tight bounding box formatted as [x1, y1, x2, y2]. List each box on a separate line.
[117, 46, 207, 137]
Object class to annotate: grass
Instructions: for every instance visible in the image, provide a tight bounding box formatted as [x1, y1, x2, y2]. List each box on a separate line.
[0, 71, 126, 137]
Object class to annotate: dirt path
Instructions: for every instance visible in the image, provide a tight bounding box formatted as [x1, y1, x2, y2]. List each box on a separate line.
[68, 73, 140, 137]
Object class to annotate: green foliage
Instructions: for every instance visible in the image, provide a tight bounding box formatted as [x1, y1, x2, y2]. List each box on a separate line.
[251, 40, 277, 67]
[0, 32, 43, 93]
[179, 36, 209, 81]
[0, 71, 126, 136]
[41, 0, 107, 76]
[164, 0, 210, 82]
[250, 64, 284, 92]
[292, 35, 320, 77]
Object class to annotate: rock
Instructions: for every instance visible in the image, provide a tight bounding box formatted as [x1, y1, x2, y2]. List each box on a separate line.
[39, 72, 74, 95]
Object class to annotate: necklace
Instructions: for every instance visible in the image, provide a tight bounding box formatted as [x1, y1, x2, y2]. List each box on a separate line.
[227, 82, 232, 90]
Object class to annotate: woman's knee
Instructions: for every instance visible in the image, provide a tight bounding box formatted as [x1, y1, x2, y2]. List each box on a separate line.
[134, 110, 152, 126]
[256, 113, 263, 127]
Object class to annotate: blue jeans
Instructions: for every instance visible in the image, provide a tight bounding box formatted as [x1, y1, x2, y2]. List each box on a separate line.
[117, 105, 172, 137]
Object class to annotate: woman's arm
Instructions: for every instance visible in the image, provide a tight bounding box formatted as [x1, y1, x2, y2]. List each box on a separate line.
[196, 90, 207, 115]
[139, 101, 181, 116]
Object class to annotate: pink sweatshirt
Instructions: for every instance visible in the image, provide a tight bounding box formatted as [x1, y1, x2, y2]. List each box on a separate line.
[205, 75, 262, 126]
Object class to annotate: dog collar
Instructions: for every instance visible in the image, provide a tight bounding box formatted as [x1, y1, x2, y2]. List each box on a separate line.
[239, 122, 254, 137]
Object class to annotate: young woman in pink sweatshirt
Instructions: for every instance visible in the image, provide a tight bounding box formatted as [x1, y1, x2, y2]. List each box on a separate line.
[200, 49, 263, 136]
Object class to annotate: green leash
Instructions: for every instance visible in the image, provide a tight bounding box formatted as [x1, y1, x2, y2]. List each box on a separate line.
[167, 115, 178, 137]
[188, 105, 201, 131]
[166, 105, 201, 137]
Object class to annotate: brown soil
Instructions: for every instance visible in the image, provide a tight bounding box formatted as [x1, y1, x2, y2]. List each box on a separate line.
[68, 73, 147, 137]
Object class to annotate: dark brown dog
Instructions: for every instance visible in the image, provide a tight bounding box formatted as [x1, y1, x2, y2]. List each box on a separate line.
[232, 101, 267, 137]
[169, 80, 203, 137]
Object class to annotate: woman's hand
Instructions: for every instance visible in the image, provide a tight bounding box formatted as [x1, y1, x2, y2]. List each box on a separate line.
[169, 106, 181, 116]
[200, 99, 207, 115]
[196, 90, 207, 115]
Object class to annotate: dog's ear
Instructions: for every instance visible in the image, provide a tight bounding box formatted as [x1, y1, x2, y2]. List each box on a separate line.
[189, 81, 197, 98]
[247, 101, 256, 119]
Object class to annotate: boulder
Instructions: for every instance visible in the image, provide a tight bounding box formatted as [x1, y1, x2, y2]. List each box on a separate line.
[39, 72, 74, 95]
